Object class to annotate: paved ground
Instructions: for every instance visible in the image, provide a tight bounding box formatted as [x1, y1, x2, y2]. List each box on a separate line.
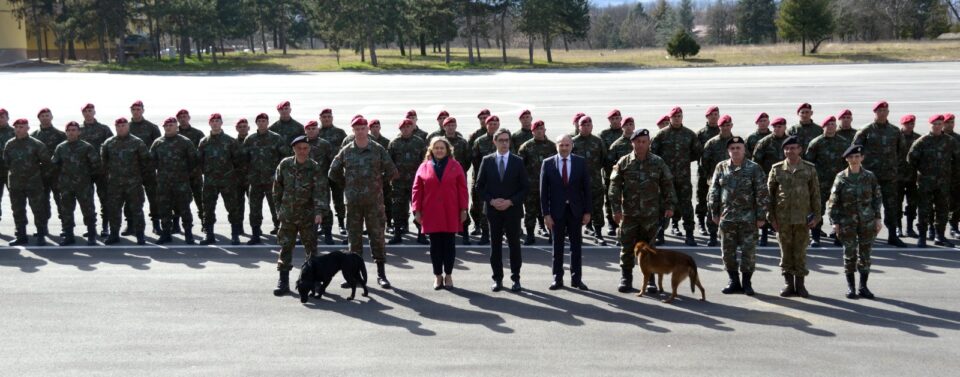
[1, 63, 960, 376]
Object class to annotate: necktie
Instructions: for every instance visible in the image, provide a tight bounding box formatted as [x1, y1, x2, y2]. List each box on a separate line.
[498, 156, 505, 180]
[562, 158, 568, 186]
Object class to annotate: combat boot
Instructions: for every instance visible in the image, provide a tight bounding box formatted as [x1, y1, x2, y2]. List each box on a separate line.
[927, 224, 936, 241]
[951, 222, 960, 238]
[478, 226, 489, 245]
[845, 273, 857, 299]
[322, 224, 334, 245]
[671, 221, 683, 237]
[758, 226, 768, 247]
[698, 215, 708, 236]
[100, 221, 109, 238]
[858, 271, 874, 299]
[795, 275, 809, 298]
[231, 224, 241, 245]
[135, 230, 146, 245]
[707, 230, 718, 247]
[86, 225, 97, 245]
[809, 227, 821, 247]
[415, 226, 429, 245]
[780, 273, 796, 297]
[471, 224, 482, 236]
[886, 228, 906, 248]
[645, 274, 658, 293]
[895, 220, 904, 238]
[10, 226, 29, 246]
[59, 227, 75, 246]
[200, 224, 216, 245]
[35, 225, 48, 246]
[388, 226, 404, 245]
[906, 215, 918, 238]
[337, 215, 346, 235]
[184, 227, 196, 245]
[270, 224, 279, 235]
[157, 223, 172, 245]
[655, 227, 665, 246]
[538, 219, 548, 236]
[121, 223, 133, 236]
[376, 261, 392, 289]
[722, 270, 743, 294]
[171, 218, 182, 234]
[461, 230, 472, 245]
[917, 226, 927, 248]
[684, 232, 697, 247]
[935, 228, 954, 247]
[151, 219, 161, 235]
[247, 226, 262, 245]
[273, 271, 290, 296]
[742, 271, 755, 296]
[617, 267, 633, 293]
[524, 226, 536, 245]
[104, 227, 121, 245]
[594, 224, 607, 246]
[606, 219, 618, 237]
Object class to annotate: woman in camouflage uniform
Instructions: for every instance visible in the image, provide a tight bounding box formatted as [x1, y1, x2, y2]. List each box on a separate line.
[827, 145, 882, 299]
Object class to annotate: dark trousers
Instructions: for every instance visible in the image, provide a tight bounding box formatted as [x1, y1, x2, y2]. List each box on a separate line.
[428, 232, 457, 275]
[487, 207, 522, 282]
[551, 206, 583, 284]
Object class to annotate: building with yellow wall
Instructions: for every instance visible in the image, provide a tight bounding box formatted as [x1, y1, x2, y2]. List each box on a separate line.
[0, 0, 28, 64]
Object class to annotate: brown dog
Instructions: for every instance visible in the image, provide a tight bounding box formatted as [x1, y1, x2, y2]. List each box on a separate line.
[634, 241, 706, 303]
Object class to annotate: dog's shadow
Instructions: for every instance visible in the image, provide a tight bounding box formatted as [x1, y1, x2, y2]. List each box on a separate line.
[301, 293, 437, 336]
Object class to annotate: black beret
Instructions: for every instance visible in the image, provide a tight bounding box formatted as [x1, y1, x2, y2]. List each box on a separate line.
[781, 135, 800, 149]
[291, 135, 309, 147]
[630, 128, 650, 141]
[843, 144, 863, 158]
[727, 136, 745, 146]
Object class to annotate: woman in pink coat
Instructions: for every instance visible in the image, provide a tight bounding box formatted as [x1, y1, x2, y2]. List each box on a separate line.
[412, 136, 469, 290]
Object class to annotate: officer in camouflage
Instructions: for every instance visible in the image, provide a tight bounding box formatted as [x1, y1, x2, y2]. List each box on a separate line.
[943, 113, 960, 238]
[388, 118, 428, 245]
[572, 116, 608, 245]
[0, 109, 14, 224]
[318, 108, 349, 235]
[768, 136, 820, 298]
[746, 112, 771, 160]
[696, 106, 721, 237]
[51, 121, 101, 246]
[599, 109, 624, 238]
[344, 118, 392, 233]
[128, 100, 162, 235]
[804, 115, 850, 247]
[837, 109, 857, 141]
[243, 112, 289, 245]
[510, 109, 534, 154]
[751, 116, 789, 246]
[176, 109, 207, 232]
[151, 117, 200, 245]
[426, 110, 451, 140]
[700, 114, 736, 246]
[517, 119, 556, 245]
[198, 113, 243, 245]
[852, 101, 908, 247]
[79, 103, 114, 237]
[788, 102, 822, 152]
[470, 115, 500, 245]
[605, 117, 636, 245]
[3, 118, 51, 246]
[651, 106, 701, 246]
[235, 118, 251, 236]
[304, 120, 336, 245]
[269, 100, 305, 144]
[898, 114, 921, 239]
[32, 108, 66, 230]
[405, 109, 429, 142]
[101, 117, 151, 245]
[908, 114, 959, 248]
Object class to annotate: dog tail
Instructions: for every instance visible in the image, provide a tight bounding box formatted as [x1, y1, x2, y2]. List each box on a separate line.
[689, 258, 699, 294]
[359, 259, 368, 286]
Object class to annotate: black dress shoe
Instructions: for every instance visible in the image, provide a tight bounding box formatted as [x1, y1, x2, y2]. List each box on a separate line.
[549, 281, 563, 290]
[491, 281, 503, 292]
[510, 281, 522, 292]
[573, 282, 589, 291]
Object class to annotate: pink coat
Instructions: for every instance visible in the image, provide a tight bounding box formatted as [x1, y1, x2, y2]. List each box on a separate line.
[411, 158, 469, 234]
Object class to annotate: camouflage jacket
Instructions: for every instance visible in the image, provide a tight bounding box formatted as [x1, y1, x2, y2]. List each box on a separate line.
[150, 134, 198, 182]
[389, 135, 427, 183]
[752, 133, 789, 173]
[745, 129, 771, 160]
[467, 127, 487, 151]
[446, 134, 471, 171]
[767, 160, 820, 225]
[708, 159, 769, 224]
[342, 134, 390, 150]
[80, 121, 113, 174]
[307, 137, 335, 176]
[899, 131, 921, 182]
[600, 128, 622, 152]
[651, 124, 701, 180]
[3, 136, 50, 190]
[700, 134, 734, 184]
[178, 125, 205, 147]
[236, 134, 249, 186]
[787, 122, 823, 151]
[129, 119, 161, 147]
[329, 140, 398, 205]
[510, 128, 534, 154]
[609, 152, 677, 219]
[696, 124, 720, 162]
[517, 138, 557, 192]
[198, 132, 241, 185]
[0, 125, 14, 176]
[102, 135, 151, 185]
[413, 127, 428, 142]
[907, 132, 960, 185]
[273, 156, 329, 224]
[837, 127, 857, 141]
[51, 139, 101, 190]
[427, 129, 462, 141]
[607, 136, 633, 170]
[269, 118, 305, 144]
[242, 130, 289, 186]
[946, 131, 960, 186]
[31, 125, 67, 182]
[319, 125, 348, 150]
[827, 168, 882, 226]
[471, 133, 498, 179]
[572, 134, 607, 180]
[804, 134, 850, 189]
[852, 121, 906, 182]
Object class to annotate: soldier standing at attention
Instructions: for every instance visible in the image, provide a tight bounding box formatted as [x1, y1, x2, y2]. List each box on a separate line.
[243, 113, 289, 245]
[606, 117, 636, 245]
[440, 117, 473, 245]
[467, 109, 492, 156]
[234, 118, 251, 235]
[837, 109, 857, 141]
[0, 109, 14, 225]
[32, 108, 66, 229]
[304, 120, 336, 245]
[101, 117, 151, 245]
[128, 101, 162, 235]
[696, 106, 721, 237]
[51, 121, 101, 246]
[829, 145, 883, 299]
[317, 108, 349, 236]
[570, 112, 586, 136]
[269, 100, 305, 144]
[656, 115, 670, 130]
[272, 136, 329, 296]
[610, 129, 676, 293]
[898, 114, 921, 239]
[751, 117, 790, 246]
[510, 109, 534, 154]
[746, 112, 771, 160]
[943, 113, 960, 238]
[79, 103, 114, 238]
[151, 117, 199, 245]
[517, 119, 556, 245]
[427, 110, 452, 140]
[4, 118, 51, 246]
[470, 115, 500, 245]
[600, 109, 624, 238]
[708, 136, 768, 296]
[804, 116, 850, 247]
[768, 136, 820, 298]
[852, 101, 908, 247]
[700, 114, 736, 246]
[388, 119, 428, 245]
[572, 116, 609, 246]
[788, 103, 822, 152]
[908, 114, 959, 248]
[651, 106, 701, 246]
[343, 118, 393, 234]
[176, 109, 206, 233]
[198, 113, 243, 245]
[405, 109, 429, 141]
[329, 117, 399, 289]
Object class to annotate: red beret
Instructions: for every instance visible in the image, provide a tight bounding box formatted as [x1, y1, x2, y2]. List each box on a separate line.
[398, 119, 414, 129]
[519, 109, 531, 119]
[771, 117, 787, 126]
[255, 113, 269, 121]
[0, 108, 8, 116]
[796, 103, 812, 113]
[37, 108, 51, 117]
[572, 112, 587, 124]
[319, 108, 332, 116]
[209, 113, 222, 121]
[351, 117, 368, 127]
[277, 100, 290, 110]
[668, 106, 683, 117]
[607, 109, 621, 119]
[929, 114, 945, 124]
[872, 101, 888, 112]
[81, 103, 95, 111]
[837, 109, 852, 119]
[484, 115, 500, 124]
[65, 121, 80, 129]
[368, 119, 380, 126]
[13, 118, 28, 126]
[477, 108, 491, 117]
[131, 100, 144, 108]
[754, 112, 769, 124]
[718, 115, 732, 126]
[163, 117, 177, 125]
[405, 109, 417, 118]
[705, 106, 719, 116]
[176, 109, 190, 117]
[620, 117, 635, 127]
[442, 117, 457, 127]
[578, 116, 593, 126]
[656, 115, 671, 125]
[304, 120, 318, 129]
[437, 110, 449, 120]
[945, 113, 956, 122]
[115, 117, 129, 125]
[821, 116, 837, 127]
[532, 119, 546, 130]
[900, 114, 916, 125]
[236, 118, 248, 125]
[351, 114, 364, 122]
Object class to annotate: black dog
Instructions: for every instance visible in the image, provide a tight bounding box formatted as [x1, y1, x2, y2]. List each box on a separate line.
[296, 251, 368, 303]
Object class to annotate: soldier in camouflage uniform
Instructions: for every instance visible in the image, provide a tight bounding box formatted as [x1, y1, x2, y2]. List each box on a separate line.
[235, 118, 250, 236]
[610, 129, 676, 293]
[329, 116, 399, 289]
[32, 108, 66, 229]
[510, 109, 534, 154]
[388, 119, 428, 245]
[344, 119, 393, 231]
[470, 115, 500, 245]
[426, 110, 451, 140]
[943, 113, 960, 238]
[746, 112, 771, 160]
[405, 109, 429, 142]
[828, 145, 883, 299]
[700, 115, 736, 246]
[318, 108, 349, 235]
[897, 114, 921, 238]
[788, 102, 822, 152]
[570, 112, 586, 137]
[467, 109, 492, 154]
[243, 113, 289, 245]
[79, 103, 114, 237]
[269, 100, 305, 144]
[304, 120, 336, 245]
[599, 109, 624, 237]
[696, 106, 721, 237]
[837, 109, 857, 141]
[651, 106, 701, 246]
[439, 117, 472, 244]
[852, 101, 908, 247]
[908, 114, 960, 248]
[101, 117, 151, 245]
[198, 113, 243, 245]
[804, 116, 850, 247]
[752, 117, 789, 246]
[128, 101, 162, 235]
[572, 116, 609, 245]
[272, 136, 329, 297]
[606, 117, 637, 245]
[768, 136, 820, 298]
[517, 120, 556, 245]
[51, 121, 101, 246]
[0, 109, 14, 224]
[4, 119, 51, 246]
[176, 109, 206, 232]
[466, 109, 492, 237]
[709, 136, 769, 296]
[151, 117, 200, 245]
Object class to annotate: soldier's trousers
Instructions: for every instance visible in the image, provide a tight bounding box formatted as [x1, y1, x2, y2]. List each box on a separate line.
[589, 176, 605, 229]
[107, 182, 145, 233]
[836, 221, 877, 274]
[142, 175, 158, 221]
[618, 216, 659, 269]
[93, 174, 108, 224]
[59, 186, 96, 229]
[603, 172, 614, 224]
[331, 181, 346, 220]
[382, 182, 392, 226]
[918, 184, 950, 229]
[523, 191, 542, 230]
[469, 175, 488, 230]
[237, 182, 247, 224]
[9, 186, 49, 232]
[878, 179, 902, 229]
[777, 224, 809, 277]
[157, 181, 193, 228]
[0, 174, 6, 219]
[719, 221, 758, 273]
[673, 176, 695, 232]
[897, 179, 918, 220]
[950, 181, 960, 225]
[202, 181, 241, 227]
[695, 170, 709, 219]
[391, 178, 413, 229]
[248, 183, 278, 228]
[41, 176, 62, 222]
[347, 201, 387, 263]
[189, 172, 203, 221]
[277, 220, 318, 271]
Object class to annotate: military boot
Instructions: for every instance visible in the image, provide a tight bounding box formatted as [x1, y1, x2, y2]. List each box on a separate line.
[184, 226, 196, 245]
[951, 222, 960, 238]
[645, 274, 658, 293]
[121, 223, 133, 236]
[135, 229, 146, 245]
[157, 223, 173, 245]
[10, 226, 29, 246]
[655, 226, 666, 246]
[270, 224, 279, 235]
[779, 273, 796, 297]
[151, 219, 161, 236]
[845, 273, 857, 299]
[35, 225, 48, 246]
[478, 226, 489, 245]
[606, 218, 618, 237]
[684, 231, 697, 247]
[524, 226, 536, 245]
[100, 221, 109, 238]
[742, 271, 755, 296]
[337, 215, 346, 235]
[322, 224, 334, 245]
[758, 226, 769, 247]
[795, 275, 809, 298]
[388, 226, 404, 245]
[671, 221, 683, 237]
[594, 224, 607, 246]
[200, 224, 216, 245]
[935, 228, 955, 247]
[231, 224, 241, 245]
[461, 230, 472, 246]
[273, 271, 290, 296]
[247, 226, 262, 245]
[858, 271, 874, 299]
[906, 215, 918, 238]
[59, 227, 76, 246]
[86, 225, 97, 245]
[809, 228, 821, 247]
[415, 226, 429, 245]
[471, 223, 482, 236]
[698, 215, 708, 236]
[895, 220, 904, 238]
[104, 225, 121, 245]
[538, 219, 548, 236]
[886, 228, 906, 248]
[927, 224, 936, 241]
[171, 218, 182, 235]
[917, 224, 927, 248]
[617, 267, 633, 293]
[707, 229, 718, 247]
[376, 261, 392, 289]
[722, 270, 743, 294]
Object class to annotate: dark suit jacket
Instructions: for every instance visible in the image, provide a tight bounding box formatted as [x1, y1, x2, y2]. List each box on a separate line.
[540, 154, 592, 222]
[476, 152, 529, 215]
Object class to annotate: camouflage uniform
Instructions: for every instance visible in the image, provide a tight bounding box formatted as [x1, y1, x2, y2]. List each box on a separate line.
[269, 118, 305, 144]
[804, 133, 850, 225]
[274, 156, 329, 271]
[242, 130, 289, 231]
[898, 130, 921, 230]
[752, 134, 789, 173]
[329, 140, 398, 262]
[600, 127, 623, 230]
[609, 152, 676, 269]
[827, 168, 882, 274]
[388, 135, 427, 231]
[428, 129, 462, 141]
[470, 133, 497, 233]
[0, 124, 15, 221]
[31, 125, 66, 223]
[607, 136, 633, 169]
[651, 124, 701, 233]
[787, 121, 823, 152]
[80, 121, 113, 228]
[945, 130, 960, 229]
[235, 133, 249, 228]
[767, 160, 820, 277]
[695, 124, 720, 227]
[413, 127, 428, 143]
[745, 130, 771, 160]
[853, 121, 907, 231]
[517, 137, 557, 231]
[510, 128, 533, 155]
[708, 159, 769, 273]
[307, 136, 336, 234]
[3, 136, 51, 235]
[101, 134, 151, 235]
[51, 139, 100, 232]
[150, 135, 199, 231]
[837, 127, 857, 142]
[198, 132, 243, 228]
[179, 126, 206, 223]
[343, 133, 391, 223]
[700, 134, 734, 235]
[319, 125, 348, 225]
[572, 133, 607, 231]
[129, 118, 162, 225]
[908, 132, 959, 233]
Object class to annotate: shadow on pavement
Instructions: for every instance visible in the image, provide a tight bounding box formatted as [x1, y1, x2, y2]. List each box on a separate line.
[377, 288, 513, 334]
[765, 294, 957, 337]
[302, 293, 436, 336]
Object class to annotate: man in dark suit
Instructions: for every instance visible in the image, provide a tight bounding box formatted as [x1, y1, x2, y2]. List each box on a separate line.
[540, 134, 592, 291]
[476, 124, 530, 292]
